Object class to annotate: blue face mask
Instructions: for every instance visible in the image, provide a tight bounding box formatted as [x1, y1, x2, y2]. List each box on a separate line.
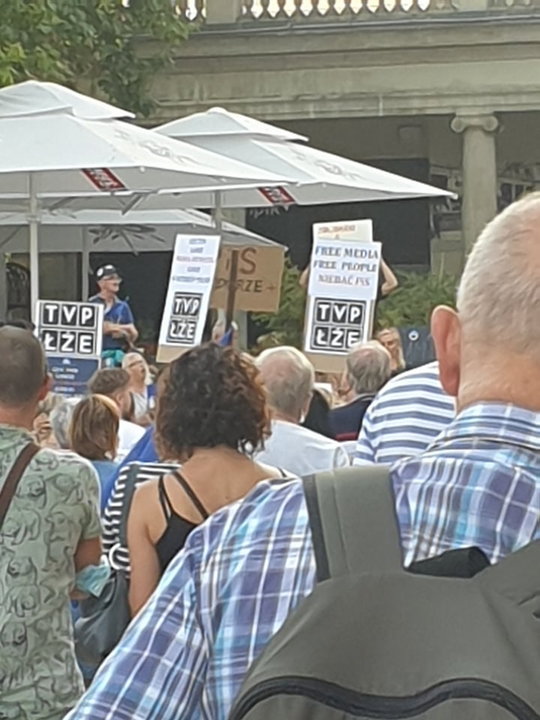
[75, 562, 111, 597]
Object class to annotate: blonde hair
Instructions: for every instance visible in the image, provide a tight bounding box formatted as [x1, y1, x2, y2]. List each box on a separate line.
[122, 352, 151, 385]
[376, 327, 405, 372]
[70, 394, 120, 461]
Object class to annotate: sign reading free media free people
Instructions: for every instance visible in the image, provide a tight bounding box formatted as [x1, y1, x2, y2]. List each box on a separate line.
[305, 219, 381, 362]
[36, 300, 104, 396]
[157, 233, 221, 363]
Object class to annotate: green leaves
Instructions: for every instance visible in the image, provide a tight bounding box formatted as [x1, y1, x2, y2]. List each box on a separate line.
[253, 265, 458, 350]
[0, 0, 191, 116]
[376, 272, 457, 330]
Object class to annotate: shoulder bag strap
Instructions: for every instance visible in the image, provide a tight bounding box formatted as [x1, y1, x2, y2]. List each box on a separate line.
[303, 465, 403, 582]
[0, 442, 41, 530]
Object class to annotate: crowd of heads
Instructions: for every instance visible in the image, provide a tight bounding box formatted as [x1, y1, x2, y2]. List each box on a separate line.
[2, 192, 540, 720]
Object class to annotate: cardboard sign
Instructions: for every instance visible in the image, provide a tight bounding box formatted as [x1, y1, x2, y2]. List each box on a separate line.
[157, 233, 220, 363]
[304, 219, 381, 370]
[210, 245, 284, 313]
[36, 300, 104, 395]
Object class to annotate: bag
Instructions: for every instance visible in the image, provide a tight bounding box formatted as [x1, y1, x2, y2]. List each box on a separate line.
[0, 442, 40, 529]
[74, 462, 141, 665]
[229, 467, 540, 720]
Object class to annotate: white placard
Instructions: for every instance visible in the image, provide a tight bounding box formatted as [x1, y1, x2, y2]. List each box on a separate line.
[37, 300, 103, 358]
[311, 219, 373, 243]
[36, 300, 104, 395]
[304, 219, 381, 358]
[158, 233, 220, 351]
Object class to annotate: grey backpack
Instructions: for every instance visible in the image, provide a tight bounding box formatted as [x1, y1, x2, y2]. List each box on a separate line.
[229, 467, 540, 720]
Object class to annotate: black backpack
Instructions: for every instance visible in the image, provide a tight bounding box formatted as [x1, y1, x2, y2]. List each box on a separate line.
[229, 467, 540, 720]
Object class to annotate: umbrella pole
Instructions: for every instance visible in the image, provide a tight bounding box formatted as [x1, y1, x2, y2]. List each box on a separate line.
[225, 248, 239, 331]
[29, 174, 39, 322]
[213, 190, 223, 233]
[81, 228, 90, 300]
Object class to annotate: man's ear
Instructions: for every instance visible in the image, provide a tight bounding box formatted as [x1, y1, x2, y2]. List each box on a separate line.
[37, 374, 53, 403]
[431, 306, 461, 397]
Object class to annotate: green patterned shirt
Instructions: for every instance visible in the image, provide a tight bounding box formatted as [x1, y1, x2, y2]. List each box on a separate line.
[0, 425, 101, 720]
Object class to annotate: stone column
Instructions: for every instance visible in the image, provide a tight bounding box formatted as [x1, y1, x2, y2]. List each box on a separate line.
[451, 113, 499, 252]
[0, 253, 7, 320]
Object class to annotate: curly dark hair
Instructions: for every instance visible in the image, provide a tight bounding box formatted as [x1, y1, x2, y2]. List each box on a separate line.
[155, 343, 270, 461]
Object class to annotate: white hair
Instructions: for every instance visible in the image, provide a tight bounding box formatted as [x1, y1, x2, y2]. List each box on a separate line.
[256, 346, 314, 420]
[457, 192, 540, 352]
[346, 341, 391, 395]
[122, 352, 151, 385]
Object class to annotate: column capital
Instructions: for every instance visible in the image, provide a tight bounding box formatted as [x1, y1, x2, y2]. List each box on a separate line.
[451, 113, 499, 135]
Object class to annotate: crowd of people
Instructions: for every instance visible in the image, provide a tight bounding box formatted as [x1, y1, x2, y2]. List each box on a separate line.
[0, 192, 539, 719]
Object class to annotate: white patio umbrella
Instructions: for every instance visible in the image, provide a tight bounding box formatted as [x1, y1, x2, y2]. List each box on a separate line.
[0, 206, 281, 295]
[153, 106, 455, 207]
[0, 84, 288, 312]
[0, 207, 286, 327]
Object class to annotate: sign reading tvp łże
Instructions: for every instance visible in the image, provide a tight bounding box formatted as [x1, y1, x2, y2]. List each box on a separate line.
[37, 300, 104, 396]
[305, 219, 381, 359]
[157, 233, 220, 362]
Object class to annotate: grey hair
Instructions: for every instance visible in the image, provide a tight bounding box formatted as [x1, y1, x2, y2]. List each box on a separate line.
[256, 346, 315, 420]
[457, 192, 540, 352]
[346, 341, 392, 395]
[50, 397, 79, 450]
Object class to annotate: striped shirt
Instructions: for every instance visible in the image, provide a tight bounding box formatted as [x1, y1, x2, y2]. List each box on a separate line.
[67, 403, 540, 720]
[355, 361, 455, 465]
[103, 461, 177, 572]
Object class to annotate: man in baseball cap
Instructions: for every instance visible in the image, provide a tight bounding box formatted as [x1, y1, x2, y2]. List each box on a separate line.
[89, 265, 138, 365]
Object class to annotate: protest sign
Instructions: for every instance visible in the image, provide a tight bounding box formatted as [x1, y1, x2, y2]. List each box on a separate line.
[36, 300, 103, 396]
[210, 245, 284, 313]
[157, 233, 220, 363]
[304, 219, 381, 371]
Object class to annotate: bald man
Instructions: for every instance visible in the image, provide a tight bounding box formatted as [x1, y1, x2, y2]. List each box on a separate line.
[69, 195, 540, 720]
[0, 328, 101, 720]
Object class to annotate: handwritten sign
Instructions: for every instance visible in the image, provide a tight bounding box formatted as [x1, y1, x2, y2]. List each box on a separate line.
[308, 238, 381, 302]
[36, 300, 104, 395]
[304, 219, 381, 364]
[157, 233, 220, 362]
[210, 245, 284, 312]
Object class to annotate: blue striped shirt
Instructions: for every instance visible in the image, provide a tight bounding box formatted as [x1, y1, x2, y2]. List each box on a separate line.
[355, 361, 455, 465]
[67, 403, 540, 720]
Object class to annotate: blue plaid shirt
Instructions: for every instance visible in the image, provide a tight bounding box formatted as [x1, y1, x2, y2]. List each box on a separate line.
[68, 403, 540, 720]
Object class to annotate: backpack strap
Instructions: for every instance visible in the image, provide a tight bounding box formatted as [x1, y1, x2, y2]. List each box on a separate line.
[476, 539, 540, 608]
[304, 466, 402, 582]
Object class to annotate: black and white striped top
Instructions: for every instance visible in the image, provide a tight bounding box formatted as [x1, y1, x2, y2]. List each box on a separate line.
[102, 461, 178, 573]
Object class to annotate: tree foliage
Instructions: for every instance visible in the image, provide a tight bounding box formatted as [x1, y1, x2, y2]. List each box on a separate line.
[0, 0, 191, 116]
[253, 266, 458, 350]
[375, 272, 457, 329]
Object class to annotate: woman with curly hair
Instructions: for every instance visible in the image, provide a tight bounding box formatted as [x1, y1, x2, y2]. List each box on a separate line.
[126, 343, 279, 616]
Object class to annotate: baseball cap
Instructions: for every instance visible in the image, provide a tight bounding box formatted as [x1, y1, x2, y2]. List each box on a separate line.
[95, 264, 121, 281]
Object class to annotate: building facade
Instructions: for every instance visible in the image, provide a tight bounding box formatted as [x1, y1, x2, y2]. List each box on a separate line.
[146, 0, 540, 274]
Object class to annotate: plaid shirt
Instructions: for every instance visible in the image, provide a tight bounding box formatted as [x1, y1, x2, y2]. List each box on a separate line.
[67, 403, 540, 720]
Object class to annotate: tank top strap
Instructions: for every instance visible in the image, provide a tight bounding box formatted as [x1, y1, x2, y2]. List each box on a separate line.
[171, 470, 210, 520]
[158, 474, 174, 520]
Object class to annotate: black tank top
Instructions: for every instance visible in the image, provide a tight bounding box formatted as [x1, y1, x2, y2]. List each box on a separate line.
[155, 470, 209, 573]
